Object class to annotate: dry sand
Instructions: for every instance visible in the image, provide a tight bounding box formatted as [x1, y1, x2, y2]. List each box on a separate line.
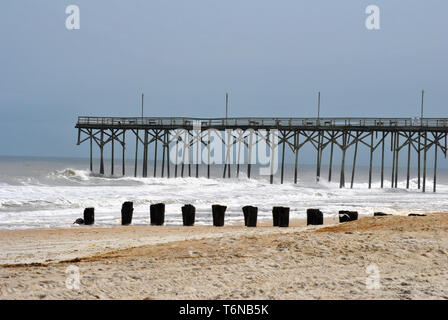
[0, 214, 447, 300]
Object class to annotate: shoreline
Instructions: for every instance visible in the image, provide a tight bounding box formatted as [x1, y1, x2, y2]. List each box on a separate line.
[0, 213, 447, 299]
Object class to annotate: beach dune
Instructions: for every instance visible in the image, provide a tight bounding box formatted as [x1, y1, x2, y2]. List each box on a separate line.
[0, 214, 447, 300]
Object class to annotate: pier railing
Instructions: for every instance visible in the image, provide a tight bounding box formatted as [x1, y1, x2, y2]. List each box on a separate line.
[77, 116, 448, 129]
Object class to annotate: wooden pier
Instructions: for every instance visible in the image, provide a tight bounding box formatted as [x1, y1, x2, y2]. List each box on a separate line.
[76, 117, 448, 192]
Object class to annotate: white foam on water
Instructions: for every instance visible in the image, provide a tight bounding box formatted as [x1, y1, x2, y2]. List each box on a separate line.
[0, 167, 447, 230]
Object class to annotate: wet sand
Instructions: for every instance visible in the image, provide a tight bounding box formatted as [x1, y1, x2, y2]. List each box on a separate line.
[0, 214, 447, 299]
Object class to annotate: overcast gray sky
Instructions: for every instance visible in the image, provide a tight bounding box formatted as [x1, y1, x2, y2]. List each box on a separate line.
[0, 0, 447, 157]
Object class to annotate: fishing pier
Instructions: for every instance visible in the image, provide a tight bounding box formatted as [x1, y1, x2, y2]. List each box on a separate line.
[76, 117, 448, 192]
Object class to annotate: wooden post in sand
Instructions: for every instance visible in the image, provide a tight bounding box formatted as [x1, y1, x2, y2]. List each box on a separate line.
[150, 203, 165, 226]
[212, 205, 226, 227]
[278, 207, 290, 227]
[121, 202, 134, 225]
[272, 206, 282, 226]
[83, 207, 95, 225]
[338, 210, 358, 223]
[242, 206, 258, 227]
[307, 208, 323, 225]
[182, 204, 196, 226]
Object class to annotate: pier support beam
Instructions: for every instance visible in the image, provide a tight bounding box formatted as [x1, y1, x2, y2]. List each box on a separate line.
[423, 132, 427, 192]
[350, 131, 359, 189]
[368, 132, 374, 189]
[166, 130, 170, 178]
[316, 131, 322, 183]
[340, 132, 347, 188]
[328, 132, 334, 182]
[122, 130, 126, 176]
[162, 131, 166, 178]
[381, 131, 385, 188]
[418, 132, 421, 189]
[89, 130, 93, 172]
[406, 132, 411, 189]
[247, 130, 254, 179]
[394, 132, 399, 188]
[281, 131, 286, 184]
[154, 131, 159, 178]
[111, 130, 115, 176]
[294, 131, 299, 184]
[143, 130, 148, 177]
[100, 130, 104, 175]
[433, 132, 439, 193]
[134, 130, 139, 177]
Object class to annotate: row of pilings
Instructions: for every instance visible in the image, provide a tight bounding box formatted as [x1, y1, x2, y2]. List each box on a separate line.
[76, 203, 426, 227]
[75, 204, 359, 227]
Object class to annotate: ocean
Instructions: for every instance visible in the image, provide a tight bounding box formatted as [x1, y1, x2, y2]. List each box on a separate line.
[0, 156, 447, 230]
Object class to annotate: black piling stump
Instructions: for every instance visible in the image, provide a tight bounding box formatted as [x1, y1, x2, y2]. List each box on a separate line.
[339, 210, 358, 223]
[121, 201, 134, 225]
[242, 206, 249, 226]
[83, 207, 95, 225]
[242, 206, 258, 227]
[374, 212, 391, 217]
[182, 204, 196, 226]
[307, 208, 323, 225]
[272, 206, 282, 226]
[212, 205, 226, 227]
[408, 213, 426, 217]
[278, 207, 290, 227]
[74, 218, 84, 225]
[150, 203, 165, 226]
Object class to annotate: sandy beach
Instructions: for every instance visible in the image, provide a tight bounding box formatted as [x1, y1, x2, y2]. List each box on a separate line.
[0, 214, 447, 300]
